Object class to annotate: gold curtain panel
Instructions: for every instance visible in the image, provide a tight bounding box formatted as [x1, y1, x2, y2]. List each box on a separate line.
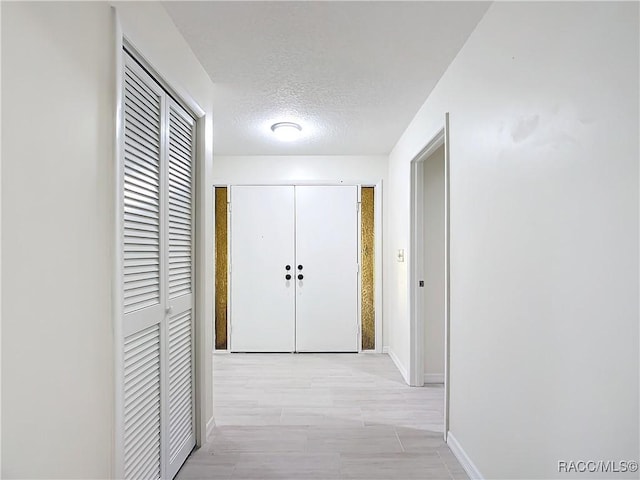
[215, 187, 228, 350]
[361, 187, 375, 350]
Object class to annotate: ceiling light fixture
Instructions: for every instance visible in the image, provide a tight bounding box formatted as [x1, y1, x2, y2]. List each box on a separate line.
[270, 122, 302, 141]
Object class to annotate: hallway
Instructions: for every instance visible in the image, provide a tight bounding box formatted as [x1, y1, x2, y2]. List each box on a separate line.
[177, 354, 466, 479]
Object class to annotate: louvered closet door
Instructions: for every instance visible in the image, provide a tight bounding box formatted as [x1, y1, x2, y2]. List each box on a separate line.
[121, 53, 196, 480]
[164, 98, 196, 480]
[122, 55, 165, 480]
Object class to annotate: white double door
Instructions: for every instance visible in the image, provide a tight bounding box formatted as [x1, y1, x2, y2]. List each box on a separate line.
[230, 185, 359, 352]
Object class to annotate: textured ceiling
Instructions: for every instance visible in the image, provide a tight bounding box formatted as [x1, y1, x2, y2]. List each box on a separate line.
[163, 1, 490, 155]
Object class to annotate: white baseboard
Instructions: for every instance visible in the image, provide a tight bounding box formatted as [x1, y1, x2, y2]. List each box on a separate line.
[447, 431, 483, 480]
[386, 347, 409, 384]
[424, 373, 444, 384]
[206, 416, 216, 440]
[382, 346, 389, 354]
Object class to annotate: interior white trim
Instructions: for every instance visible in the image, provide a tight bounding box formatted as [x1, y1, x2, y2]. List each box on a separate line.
[386, 347, 409, 384]
[382, 346, 389, 354]
[211, 179, 382, 187]
[424, 374, 444, 384]
[112, 10, 125, 478]
[443, 112, 451, 438]
[357, 185, 363, 351]
[408, 115, 451, 442]
[447, 432, 484, 480]
[373, 182, 384, 353]
[409, 126, 446, 387]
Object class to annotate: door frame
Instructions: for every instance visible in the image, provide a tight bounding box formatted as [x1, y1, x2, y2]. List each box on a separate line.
[113, 15, 208, 477]
[408, 114, 451, 439]
[212, 180, 384, 354]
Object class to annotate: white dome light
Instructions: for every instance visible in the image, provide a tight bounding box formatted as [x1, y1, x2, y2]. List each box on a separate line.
[271, 122, 302, 141]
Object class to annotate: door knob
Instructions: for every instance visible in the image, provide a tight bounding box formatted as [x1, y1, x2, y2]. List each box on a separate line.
[297, 265, 303, 270]
[285, 274, 292, 280]
[285, 265, 291, 271]
[165, 306, 173, 314]
[298, 274, 304, 280]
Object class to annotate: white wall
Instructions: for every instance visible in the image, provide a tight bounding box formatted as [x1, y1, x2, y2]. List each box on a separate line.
[423, 145, 445, 382]
[213, 155, 387, 184]
[386, 2, 638, 478]
[1, 2, 215, 477]
[2, 3, 115, 477]
[214, 154, 388, 347]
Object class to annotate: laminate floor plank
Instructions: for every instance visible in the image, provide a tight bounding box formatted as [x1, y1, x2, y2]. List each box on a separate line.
[177, 354, 467, 480]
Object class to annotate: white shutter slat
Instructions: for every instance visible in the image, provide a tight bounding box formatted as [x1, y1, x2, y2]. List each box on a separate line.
[169, 117, 192, 142]
[124, 260, 159, 269]
[124, 116, 161, 152]
[169, 131, 192, 155]
[124, 171, 159, 193]
[169, 203, 191, 218]
[167, 163, 191, 185]
[128, 438, 160, 480]
[125, 164, 159, 188]
[124, 101, 161, 138]
[124, 213, 159, 228]
[124, 145, 160, 172]
[123, 62, 162, 315]
[168, 198, 191, 213]
[170, 127, 193, 150]
[124, 377, 159, 408]
[124, 244, 160, 255]
[168, 310, 193, 462]
[124, 72, 161, 111]
[171, 223, 191, 235]
[124, 236, 159, 247]
[169, 202, 191, 218]
[125, 130, 160, 158]
[124, 279, 160, 293]
[125, 270, 160, 283]
[168, 184, 191, 199]
[124, 284, 160, 299]
[168, 187, 191, 202]
[124, 264, 159, 275]
[123, 88, 159, 123]
[124, 151, 159, 173]
[124, 178, 159, 199]
[124, 251, 159, 260]
[123, 324, 161, 480]
[124, 203, 159, 221]
[167, 161, 191, 186]
[125, 182, 160, 201]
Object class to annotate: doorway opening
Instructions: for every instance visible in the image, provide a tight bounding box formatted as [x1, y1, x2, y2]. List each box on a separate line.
[409, 114, 450, 439]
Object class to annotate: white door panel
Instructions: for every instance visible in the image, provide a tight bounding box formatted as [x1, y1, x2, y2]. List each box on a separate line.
[164, 99, 195, 480]
[230, 186, 295, 352]
[295, 186, 359, 352]
[122, 55, 165, 480]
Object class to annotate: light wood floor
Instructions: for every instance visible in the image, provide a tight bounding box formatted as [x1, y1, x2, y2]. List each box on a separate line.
[177, 353, 467, 479]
